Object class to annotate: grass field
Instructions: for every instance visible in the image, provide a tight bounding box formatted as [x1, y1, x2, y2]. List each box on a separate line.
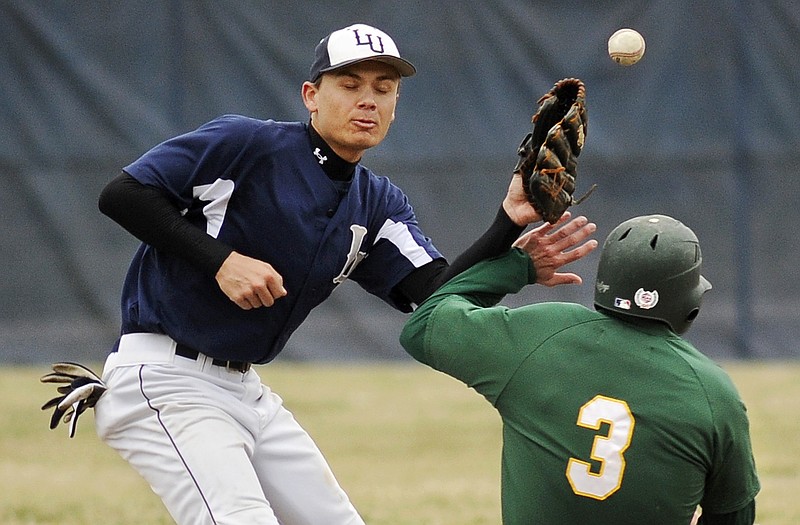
[2, 360, 797, 524]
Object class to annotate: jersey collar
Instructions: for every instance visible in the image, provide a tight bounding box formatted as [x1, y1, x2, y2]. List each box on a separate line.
[307, 122, 357, 182]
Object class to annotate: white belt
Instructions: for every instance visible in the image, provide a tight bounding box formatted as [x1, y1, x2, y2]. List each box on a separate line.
[105, 333, 251, 375]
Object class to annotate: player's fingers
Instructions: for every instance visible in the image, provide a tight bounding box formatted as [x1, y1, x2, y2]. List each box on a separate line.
[548, 214, 589, 243]
[254, 289, 274, 308]
[551, 219, 596, 251]
[249, 282, 287, 309]
[514, 216, 562, 249]
[268, 277, 288, 300]
[533, 235, 597, 286]
[540, 272, 583, 287]
[237, 297, 255, 310]
[235, 286, 272, 308]
[256, 275, 287, 307]
[552, 211, 573, 227]
[530, 217, 581, 250]
[579, 238, 599, 257]
[543, 237, 597, 271]
[229, 288, 264, 310]
[538, 211, 574, 240]
[513, 228, 537, 249]
[561, 237, 598, 266]
[541, 211, 573, 234]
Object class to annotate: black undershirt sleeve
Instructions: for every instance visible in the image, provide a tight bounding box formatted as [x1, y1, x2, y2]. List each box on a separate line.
[395, 206, 526, 306]
[98, 172, 233, 276]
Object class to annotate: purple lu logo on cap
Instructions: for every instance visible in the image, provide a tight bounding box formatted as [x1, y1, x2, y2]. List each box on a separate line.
[351, 28, 385, 54]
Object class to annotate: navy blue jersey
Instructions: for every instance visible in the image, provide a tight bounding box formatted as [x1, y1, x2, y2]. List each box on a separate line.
[120, 115, 442, 363]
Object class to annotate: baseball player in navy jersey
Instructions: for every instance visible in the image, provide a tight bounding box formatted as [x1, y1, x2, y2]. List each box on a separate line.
[81, 23, 594, 525]
[401, 214, 760, 525]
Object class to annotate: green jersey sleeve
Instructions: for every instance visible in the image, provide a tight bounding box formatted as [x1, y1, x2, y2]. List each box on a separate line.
[696, 362, 760, 514]
[400, 248, 537, 403]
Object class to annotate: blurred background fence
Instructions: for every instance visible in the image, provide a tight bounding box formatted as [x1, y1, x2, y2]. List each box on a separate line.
[2, 0, 798, 363]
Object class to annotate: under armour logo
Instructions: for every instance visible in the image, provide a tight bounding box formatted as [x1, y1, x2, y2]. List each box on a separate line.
[352, 29, 384, 53]
[313, 147, 327, 165]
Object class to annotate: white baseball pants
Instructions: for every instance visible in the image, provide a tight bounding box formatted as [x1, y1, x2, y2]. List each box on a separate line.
[94, 333, 364, 525]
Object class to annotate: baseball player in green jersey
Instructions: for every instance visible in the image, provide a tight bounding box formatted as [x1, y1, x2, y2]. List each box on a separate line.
[400, 214, 759, 525]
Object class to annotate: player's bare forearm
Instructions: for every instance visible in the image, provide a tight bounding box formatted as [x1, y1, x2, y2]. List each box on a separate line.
[503, 171, 542, 226]
[513, 213, 598, 286]
[215, 251, 287, 310]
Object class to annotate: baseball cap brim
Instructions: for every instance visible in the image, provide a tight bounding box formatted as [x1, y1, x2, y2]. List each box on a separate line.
[315, 56, 416, 79]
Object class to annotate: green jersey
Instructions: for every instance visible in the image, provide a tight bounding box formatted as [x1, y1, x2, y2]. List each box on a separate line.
[400, 249, 759, 524]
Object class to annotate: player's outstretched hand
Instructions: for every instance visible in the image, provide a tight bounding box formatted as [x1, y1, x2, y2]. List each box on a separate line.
[216, 251, 288, 310]
[513, 212, 598, 287]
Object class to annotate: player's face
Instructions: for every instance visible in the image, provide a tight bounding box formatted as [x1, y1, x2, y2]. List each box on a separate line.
[303, 61, 400, 162]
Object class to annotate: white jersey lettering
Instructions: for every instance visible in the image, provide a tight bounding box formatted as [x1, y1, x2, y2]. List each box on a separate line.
[333, 225, 368, 284]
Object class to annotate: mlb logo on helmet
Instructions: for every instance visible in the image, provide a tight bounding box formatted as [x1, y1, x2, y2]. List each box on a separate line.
[309, 23, 417, 82]
[614, 298, 631, 310]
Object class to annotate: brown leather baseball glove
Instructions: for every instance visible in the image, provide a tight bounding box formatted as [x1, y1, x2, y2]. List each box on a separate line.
[513, 78, 596, 224]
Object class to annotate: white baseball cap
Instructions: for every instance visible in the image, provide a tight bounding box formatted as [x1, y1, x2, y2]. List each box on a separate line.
[308, 23, 416, 82]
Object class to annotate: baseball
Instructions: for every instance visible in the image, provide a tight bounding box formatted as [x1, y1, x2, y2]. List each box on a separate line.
[608, 28, 645, 66]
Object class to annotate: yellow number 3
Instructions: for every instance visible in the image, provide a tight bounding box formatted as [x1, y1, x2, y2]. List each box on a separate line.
[566, 395, 635, 500]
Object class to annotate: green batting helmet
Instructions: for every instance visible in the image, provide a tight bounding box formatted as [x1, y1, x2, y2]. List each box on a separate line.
[594, 215, 712, 334]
